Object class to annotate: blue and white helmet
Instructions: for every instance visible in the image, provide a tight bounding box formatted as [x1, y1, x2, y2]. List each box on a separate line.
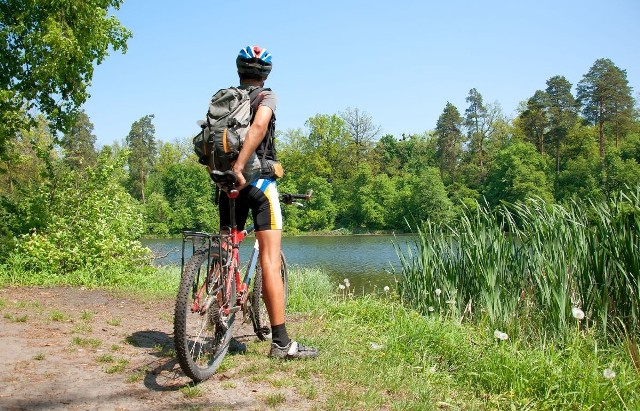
[236, 45, 272, 79]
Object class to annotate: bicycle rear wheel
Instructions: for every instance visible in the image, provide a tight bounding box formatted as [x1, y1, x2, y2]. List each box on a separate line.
[174, 246, 236, 382]
[249, 251, 288, 341]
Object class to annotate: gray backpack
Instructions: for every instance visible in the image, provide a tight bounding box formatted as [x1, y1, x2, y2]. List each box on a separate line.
[193, 87, 264, 183]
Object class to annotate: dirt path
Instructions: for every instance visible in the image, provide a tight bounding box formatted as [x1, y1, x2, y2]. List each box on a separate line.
[0, 286, 318, 410]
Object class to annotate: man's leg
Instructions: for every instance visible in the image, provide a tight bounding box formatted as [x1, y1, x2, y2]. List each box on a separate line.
[255, 229, 318, 359]
[255, 229, 286, 331]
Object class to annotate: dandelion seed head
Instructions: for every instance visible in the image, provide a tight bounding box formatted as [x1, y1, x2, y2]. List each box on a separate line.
[603, 368, 616, 379]
[572, 307, 585, 320]
[338, 284, 345, 290]
[383, 286, 390, 292]
[369, 342, 384, 350]
[343, 278, 349, 284]
[435, 288, 442, 296]
[428, 306, 434, 312]
[494, 330, 509, 341]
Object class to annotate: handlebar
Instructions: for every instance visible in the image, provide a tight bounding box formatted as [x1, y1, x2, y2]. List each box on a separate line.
[211, 170, 313, 205]
[281, 189, 313, 205]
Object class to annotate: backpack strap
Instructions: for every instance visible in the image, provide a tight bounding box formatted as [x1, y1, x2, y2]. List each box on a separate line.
[247, 87, 277, 163]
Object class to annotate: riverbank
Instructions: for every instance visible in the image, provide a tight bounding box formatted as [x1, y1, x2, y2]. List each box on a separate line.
[1, 266, 638, 409]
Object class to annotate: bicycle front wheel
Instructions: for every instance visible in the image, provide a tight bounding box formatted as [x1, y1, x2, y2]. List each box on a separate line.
[174, 246, 236, 382]
[249, 251, 288, 341]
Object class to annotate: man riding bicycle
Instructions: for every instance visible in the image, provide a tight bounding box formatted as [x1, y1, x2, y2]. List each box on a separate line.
[217, 45, 318, 359]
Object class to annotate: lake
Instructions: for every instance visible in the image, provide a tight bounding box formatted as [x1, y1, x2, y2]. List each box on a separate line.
[142, 234, 417, 293]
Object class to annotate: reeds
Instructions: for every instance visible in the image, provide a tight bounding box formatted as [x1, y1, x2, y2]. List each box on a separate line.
[396, 188, 640, 343]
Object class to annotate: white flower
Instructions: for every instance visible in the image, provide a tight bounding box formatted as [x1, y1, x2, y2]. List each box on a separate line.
[603, 368, 616, 379]
[435, 288, 442, 296]
[369, 342, 384, 350]
[338, 284, 345, 290]
[343, 278, 349, 284]
[428, 306, 435, 312]
[571, 307, 585, 320]
[383, 286, 390, 292]
[494, 330, 509, 341]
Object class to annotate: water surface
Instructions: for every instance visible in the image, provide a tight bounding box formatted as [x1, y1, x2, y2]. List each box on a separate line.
[142, 234, 417, 293]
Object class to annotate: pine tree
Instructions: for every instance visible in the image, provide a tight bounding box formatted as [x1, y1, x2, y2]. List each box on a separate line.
[577, 58, 635, 162]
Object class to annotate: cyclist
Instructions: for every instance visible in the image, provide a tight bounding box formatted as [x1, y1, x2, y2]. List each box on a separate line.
[218, 45, 318, 359]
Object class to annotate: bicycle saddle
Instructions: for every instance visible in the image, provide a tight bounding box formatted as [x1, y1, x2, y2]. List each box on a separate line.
[211, 170, 239, 197]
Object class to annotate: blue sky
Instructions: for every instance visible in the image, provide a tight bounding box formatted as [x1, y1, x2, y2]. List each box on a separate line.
[84, 0, 640, 148]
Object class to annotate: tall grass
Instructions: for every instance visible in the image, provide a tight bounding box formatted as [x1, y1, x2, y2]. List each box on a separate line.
[397, 189, 640, 343]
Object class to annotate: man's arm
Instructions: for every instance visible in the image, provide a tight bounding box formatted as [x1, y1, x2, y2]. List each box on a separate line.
[232, 104, 273, 187]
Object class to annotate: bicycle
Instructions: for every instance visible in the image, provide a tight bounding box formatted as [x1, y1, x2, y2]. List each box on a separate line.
[173, 170, 312, 382]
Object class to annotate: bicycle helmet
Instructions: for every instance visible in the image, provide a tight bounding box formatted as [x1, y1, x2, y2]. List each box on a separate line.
[236, 45, 272, 79]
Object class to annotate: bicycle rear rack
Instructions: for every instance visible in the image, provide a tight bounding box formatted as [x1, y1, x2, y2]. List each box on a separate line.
[181, 231, 232, 280]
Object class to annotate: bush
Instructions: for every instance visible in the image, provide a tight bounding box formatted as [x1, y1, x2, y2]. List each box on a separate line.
[9, 150, 150, 275]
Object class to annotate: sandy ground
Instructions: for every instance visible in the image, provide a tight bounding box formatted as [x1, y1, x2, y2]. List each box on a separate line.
[0, 286, 318, 411]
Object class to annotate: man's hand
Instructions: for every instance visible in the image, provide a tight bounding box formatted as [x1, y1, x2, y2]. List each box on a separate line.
[232, 163, 247, 187]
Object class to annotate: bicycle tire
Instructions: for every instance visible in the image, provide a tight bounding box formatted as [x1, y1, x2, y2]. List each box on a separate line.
[249, 251, 288, 341]
[174, 245, 236, 382]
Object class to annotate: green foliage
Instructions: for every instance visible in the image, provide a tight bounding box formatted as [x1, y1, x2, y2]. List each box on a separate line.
[435, 102, 464, 183]
[146, 160, 217, 234]
[0, 117, 55, 261]
[397, 192, 640, 340]
[577, 58, 636, 158]
[8, 150, 150, 275]
[0, 0, 131, 153]
[484, 140, 554, 206]
[60, 111, 97, 170]
[126, 114, 158, 203]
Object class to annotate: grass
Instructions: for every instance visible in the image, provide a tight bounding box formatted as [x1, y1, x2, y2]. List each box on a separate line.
[264, 392, 286, 408]
[80, 310, 94, 321]
[105, 359, 128, 374]
[126, 369, 147, 383]
[96, 354, 114, 363]
[49, 309, 66, 322]
[0, 264, 180, 299]
[72, 336, 102, 348]
[106, 317, 121, 326]
[396, 192, 640, 343]
[180, 383, 204, 398]
[2, 221, 639, 409]
[72, 323, 92, 334]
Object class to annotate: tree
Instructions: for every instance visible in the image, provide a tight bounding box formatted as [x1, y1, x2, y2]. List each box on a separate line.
[0, 0, 131, 156]
[60, 111, 97, 171]
[11, 150, 149, 274]
[340, 107, 381, 166]
[126, 115, 157, 203]
[545, 76, 578, 175]
[435, 102, 464, 183]
[484, 141, 553, 206]
[370, 133, 437, 177]
[0, 116, 54, 260]
[160, 162, 216, 233]
[464, 89, 493, 178]
[394, 167, 453, 227]
[304, 114, 351, 180]
[577, 58, 635, 161]
[518, 90, 549, 155]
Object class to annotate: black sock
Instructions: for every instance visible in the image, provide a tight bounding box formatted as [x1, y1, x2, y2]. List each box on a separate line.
[271, 323, 290, 347]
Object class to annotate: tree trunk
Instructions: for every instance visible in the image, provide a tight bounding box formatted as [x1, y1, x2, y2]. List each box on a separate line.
[598, 99, 605, 161]
[139, 169, 145, 204]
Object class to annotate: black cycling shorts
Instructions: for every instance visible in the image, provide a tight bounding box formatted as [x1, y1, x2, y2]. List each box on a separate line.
[218, 178, 282, 231]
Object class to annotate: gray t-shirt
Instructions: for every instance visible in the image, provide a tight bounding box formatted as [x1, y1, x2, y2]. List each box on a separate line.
[240, 85, 277, 115]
